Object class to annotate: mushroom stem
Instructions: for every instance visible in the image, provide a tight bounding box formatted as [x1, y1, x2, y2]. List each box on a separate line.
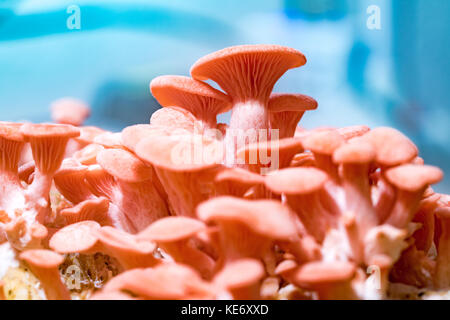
[19, 249, 71, 300]
[434, 207, 450, 289]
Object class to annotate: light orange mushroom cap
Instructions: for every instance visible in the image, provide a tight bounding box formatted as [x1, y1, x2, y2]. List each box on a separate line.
[74, 126, 106, 145]
[191, 44, 306, 102]
[49, 220, 101, 254]
[150, 75, 231, 126]
[293, 261, 356, 285]
[362, 127, 418, 166]
[60, 197, 110, 226]
[0, 122, 25, 172]
[197, 196, 297, 240]
[20, 123, 80, 174]
[386, 164, 443, 193]
[268, 93, 318, 113]
[121, 124, 170, 152]
[264, 167, 328, 195]
[150, 106, 198, 134]
[301, 129, 344, 155]
[97, 148, 153, 183]
[138, 216, 206, 243]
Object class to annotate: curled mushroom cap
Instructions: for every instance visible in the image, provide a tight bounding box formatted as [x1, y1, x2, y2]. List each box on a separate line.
[97, 148, 153, 183]
[93, 132, 123, 149]
[197, 196, 297, 240]
[265, 167, 328, 195]
[20, 123, 80, 174]
[74, 126, 106, 146]
[337, 125, 370, 141]
[60, 197, 110, 226]
[139, 217, 206, 242]
[51, 98, 91, 126]
[49, 220, 101, 254]
[333, 142, 376, 164]
[19, 249, 70, 300]
[386, 164, 443, 193]
[191, 45, 306, 102]
[150, 106, 198, 134]
[214, 167, 265, 198]
[73, 143, 104, 165]
[121, 124, 169, 152]
[268, 93, 318, 113]
[150, 75, 231, 128]
[54, 159, 91, 204]
[362, 127, 418, 166]
[214, 258, 265, 300]
[236, 137, 304, 174]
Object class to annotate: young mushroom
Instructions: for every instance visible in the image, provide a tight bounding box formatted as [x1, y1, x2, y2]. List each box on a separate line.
[197, 196, 297, 274]
[191, 45, 306, 165]
[50, 97, 91, 127]
[19, 249, 71, 300]
[150, 75, 231, 136]
[268, 93, 318, 139]
[138, 216, 215, 278]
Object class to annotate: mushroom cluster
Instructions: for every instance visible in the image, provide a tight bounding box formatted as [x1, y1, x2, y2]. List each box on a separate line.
[0, 45, 449, 300]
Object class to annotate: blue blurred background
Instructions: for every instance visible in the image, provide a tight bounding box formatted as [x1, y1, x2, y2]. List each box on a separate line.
[0, 0, 449, 192]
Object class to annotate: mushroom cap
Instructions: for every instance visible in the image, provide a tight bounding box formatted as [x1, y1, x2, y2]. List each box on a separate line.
[363, 127, 418, 166]
[236, 137, 304, 168]
[93, 132, 123, 149]
[191, 45, 306, 101]
[268, 93, 318, 112]
[50, 97, 91, 126]
[60, 197, 110, 225]
[333, 141, 376, 164]
[275, 259, 298, 276]
[385, 164, 443, 192]
[197, 196, 297, 240]
[121, 124, 169, 152]
[135, 134, 222, 172]
[150, 75, 231, 117]
[73, 143, 104, 165]
[20, 249, 64, 269]
[150, 106, 198, 133]
[138, 216, 206, 242]
[301, 129, 344, 155]
[0, 122, 24, 142]
[214, 258, 265, 288]
[97, 148, 153, 183]
[215, 167, 265, 185]
[337, 125, 370, 141]
[294, 261, 356, 285]
[265, 167, 328, 195]
[75, 126, 107, 145]
[49, 221, 101, 254]
[20, 123, 80, 139]
[97, 226, 156, 254]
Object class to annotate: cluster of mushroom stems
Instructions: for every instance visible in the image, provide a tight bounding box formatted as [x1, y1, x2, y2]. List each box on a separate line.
[0, 45, 449, 300]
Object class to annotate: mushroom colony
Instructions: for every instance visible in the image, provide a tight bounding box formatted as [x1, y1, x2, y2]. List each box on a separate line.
[0, 45, 449, 300]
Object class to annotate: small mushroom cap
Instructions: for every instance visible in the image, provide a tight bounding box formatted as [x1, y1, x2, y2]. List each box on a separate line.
[93, 132, 123, 149]
[73, 143, 104, 165]
[150, 75, 231, 117]
[97, 148, 153, 183]
[215, 167, 265, 185]
[191, 45, 306, 101]
[150, 106, 198, 133]
[49, 221, 101, 254]
[265, 167, 328, 195]
[60, 197, 110, 225]
[363, 127, 418, 166]
[51, 98, 91, 126]
[275, 259, 298, 276]
[268, 93, 318, 112]
[386, 164, 443, 192]
[135, 134, 222, 172]
[337, 125, 370, 141]
[214, 258, 265, 288]
[138, 217, 206, 242]
[333, 141, 375, 164]
[97, 226, 156, 253]
[301, 129, 344, 155]
[294, 261, 356, 284]
[20, 123, 80, 139]
[20, 249, 64, 269]
[197, 196, 297, 240]
[0, 122, 24, 142]
[121, 124, 169, 152]
[75, 126, 107, 145]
